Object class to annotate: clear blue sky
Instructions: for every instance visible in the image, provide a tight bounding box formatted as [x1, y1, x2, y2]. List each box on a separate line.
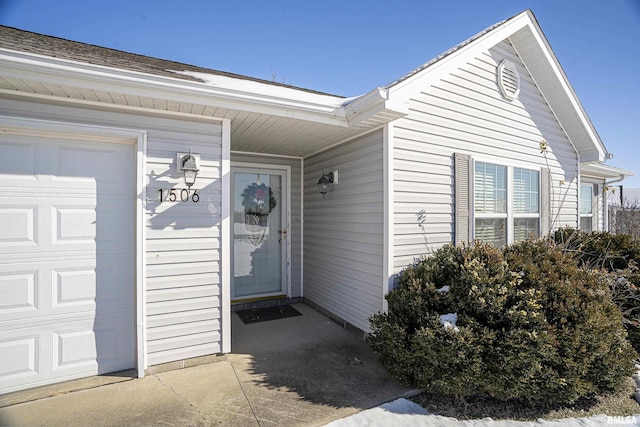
[1, 0, 638, 187]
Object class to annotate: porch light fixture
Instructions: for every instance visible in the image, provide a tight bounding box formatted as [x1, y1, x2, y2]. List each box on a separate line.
[178, 150, 200, 188]
[317, 170, 338, 199]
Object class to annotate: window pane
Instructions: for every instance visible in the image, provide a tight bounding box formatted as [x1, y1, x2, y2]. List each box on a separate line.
[580, 184, 593, 215]
[514, 218, 540, 243]
[475, 162, 506, 214]
[475, 218, 506, 247]
[514, 168, 539, 214]
[580, 216, 593, 232]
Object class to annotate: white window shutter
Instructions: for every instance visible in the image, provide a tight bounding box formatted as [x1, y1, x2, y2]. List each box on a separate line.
[540, 167, 552, 237]
[455, 153, 472, 244]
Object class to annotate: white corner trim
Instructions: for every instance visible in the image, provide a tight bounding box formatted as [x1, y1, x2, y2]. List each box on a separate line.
[136, 131, 148, 376]
[300, 157, 304, 298]
[382, 122, 394, 312]
[220, 118, 232, 354]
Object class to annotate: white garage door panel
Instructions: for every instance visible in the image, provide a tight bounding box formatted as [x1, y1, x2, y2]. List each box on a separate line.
[0, 133, 135, 394]
[0, 313, 133, 392]
[0, 336, 37, 380]
[0, 254, 132, 324]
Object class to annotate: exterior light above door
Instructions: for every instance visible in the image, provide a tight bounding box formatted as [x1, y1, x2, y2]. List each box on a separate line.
[317, 170, 338, 199]
[177, 150, 200, 188]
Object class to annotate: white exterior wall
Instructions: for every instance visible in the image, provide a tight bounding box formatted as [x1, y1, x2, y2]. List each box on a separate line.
[231, 152, 303, 297]
[304, 130, 385, 332]
[392, 40, 579, 270]
[145, 126, 224, 366]
[0, 99, 226, 369]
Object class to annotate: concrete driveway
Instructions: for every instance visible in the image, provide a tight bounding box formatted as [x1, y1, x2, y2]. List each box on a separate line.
[0, 303, 415, 426]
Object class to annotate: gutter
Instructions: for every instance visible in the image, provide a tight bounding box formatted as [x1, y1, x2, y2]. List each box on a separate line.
[342, 87, 410, 127]
[0, 48, 352, 127]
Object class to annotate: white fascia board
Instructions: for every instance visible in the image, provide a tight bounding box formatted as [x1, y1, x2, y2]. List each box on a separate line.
[581, 162, 635, 179]
[384, 10, 606, 162]
[0, 48, 350, 127]
[387, 12, 530, 102]
[344, 87, 410, 126]
[579, 150, 607, 164]
[519, 12, 607, 161]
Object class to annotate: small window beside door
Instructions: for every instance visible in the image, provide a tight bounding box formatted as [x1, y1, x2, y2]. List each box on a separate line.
[580, 184, 595, 231]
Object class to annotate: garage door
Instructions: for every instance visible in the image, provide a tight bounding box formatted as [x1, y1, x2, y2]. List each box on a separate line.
[0, 132, 135, 394]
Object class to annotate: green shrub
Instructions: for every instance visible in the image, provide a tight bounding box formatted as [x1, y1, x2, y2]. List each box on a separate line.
[369, 240, 636, 404]
[552, 228, 640, 354]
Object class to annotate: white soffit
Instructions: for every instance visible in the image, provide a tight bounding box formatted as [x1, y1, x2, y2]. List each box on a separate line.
[581, 163, 635, 180]
[0, 48, 408, 157]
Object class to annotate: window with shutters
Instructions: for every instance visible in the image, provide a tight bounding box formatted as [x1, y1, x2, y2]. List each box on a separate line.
[474, 161, 540, 246]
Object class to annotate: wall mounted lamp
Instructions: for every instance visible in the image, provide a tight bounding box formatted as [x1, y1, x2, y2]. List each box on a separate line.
[176, 150, 200, 188]
[318, 170, 338, 199]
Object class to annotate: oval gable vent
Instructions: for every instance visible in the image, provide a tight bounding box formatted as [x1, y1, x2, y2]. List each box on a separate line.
[497, 60, 520, 101]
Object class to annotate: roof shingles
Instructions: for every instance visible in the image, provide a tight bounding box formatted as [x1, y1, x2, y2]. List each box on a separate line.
[0, 25, 340, 97]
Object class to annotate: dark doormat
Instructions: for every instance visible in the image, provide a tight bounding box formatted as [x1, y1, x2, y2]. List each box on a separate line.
[236, 305, 303, 324]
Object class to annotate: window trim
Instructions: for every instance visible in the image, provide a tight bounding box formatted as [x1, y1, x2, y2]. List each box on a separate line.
[472, 158, 542, 245]
[579, 182, 597, 232]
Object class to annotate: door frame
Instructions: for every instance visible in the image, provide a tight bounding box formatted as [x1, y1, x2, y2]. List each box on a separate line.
[230, 162, 291, 302]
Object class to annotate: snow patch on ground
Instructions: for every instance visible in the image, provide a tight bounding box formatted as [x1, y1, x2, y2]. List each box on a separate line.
[324, 398, 640, 426]
[634, 364, 640, 404]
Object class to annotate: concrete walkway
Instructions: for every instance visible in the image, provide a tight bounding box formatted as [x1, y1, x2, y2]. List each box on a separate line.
[0, 303, 415, 426]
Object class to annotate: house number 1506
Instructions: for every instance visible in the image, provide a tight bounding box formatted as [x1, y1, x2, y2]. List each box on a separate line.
[158, 188, 199, 203]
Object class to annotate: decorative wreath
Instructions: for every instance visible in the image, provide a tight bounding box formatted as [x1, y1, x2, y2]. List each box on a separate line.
[241, 183, 277, 214]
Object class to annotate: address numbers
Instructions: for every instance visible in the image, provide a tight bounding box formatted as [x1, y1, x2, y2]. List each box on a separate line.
[158, 188, 199, 203]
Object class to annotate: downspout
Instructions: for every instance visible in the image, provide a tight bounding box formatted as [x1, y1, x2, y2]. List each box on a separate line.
[576, 153, 581, 228]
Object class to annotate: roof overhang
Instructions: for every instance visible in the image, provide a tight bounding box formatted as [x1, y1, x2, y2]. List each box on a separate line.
[384, 9, 609, 163]
[581, 163, 635, 181]
[0, 48, 407, 157]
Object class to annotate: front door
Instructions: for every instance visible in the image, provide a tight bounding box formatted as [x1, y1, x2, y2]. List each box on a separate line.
[231, 167, 287, 301]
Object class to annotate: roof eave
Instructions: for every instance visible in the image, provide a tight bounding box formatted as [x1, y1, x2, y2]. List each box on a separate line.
[342, 87, 410, 128]
[384, 9, 608, 161]
[0, 48, 354, 127]
[581, 163, 635, 180]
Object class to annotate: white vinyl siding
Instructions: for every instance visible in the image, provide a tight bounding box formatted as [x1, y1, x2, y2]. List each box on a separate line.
[0, 99, 226, 369]
[144, 127, 223, 366]
[231, 153, 302, 298]
[392, 39, 578, 270]
[304, 130, 384, 333]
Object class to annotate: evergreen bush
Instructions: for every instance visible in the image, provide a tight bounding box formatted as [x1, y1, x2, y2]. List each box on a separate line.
[369, 240, 636, 404]
[553, 228, 640, 354]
